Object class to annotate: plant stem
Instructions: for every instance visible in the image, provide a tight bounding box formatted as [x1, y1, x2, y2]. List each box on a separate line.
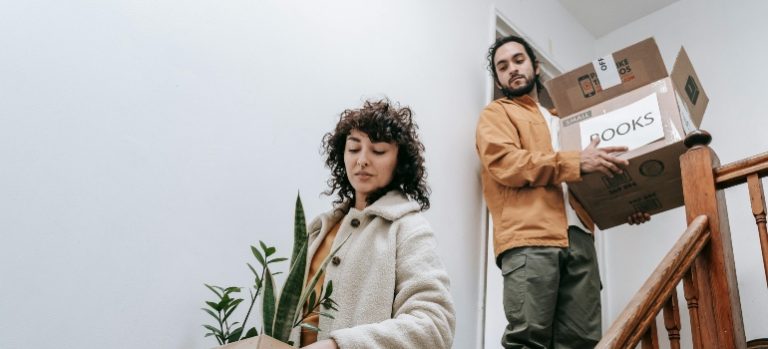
[239, 265, 266, 337]
[218, 309, 226, 344]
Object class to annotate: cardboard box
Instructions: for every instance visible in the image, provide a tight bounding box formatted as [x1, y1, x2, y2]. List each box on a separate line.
[213, 336, 294, 349]
[545, 38, 709, 229]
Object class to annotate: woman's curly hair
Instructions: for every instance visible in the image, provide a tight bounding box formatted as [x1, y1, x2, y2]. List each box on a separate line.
[322, 99, 430, 211]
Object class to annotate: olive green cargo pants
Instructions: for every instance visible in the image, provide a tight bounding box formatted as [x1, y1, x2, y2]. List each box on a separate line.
[500, 226, 602, 349]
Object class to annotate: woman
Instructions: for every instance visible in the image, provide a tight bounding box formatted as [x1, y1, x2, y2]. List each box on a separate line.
[297, 99, 455, 349]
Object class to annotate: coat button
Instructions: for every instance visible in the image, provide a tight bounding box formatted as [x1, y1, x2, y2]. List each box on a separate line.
[332, 256, 341, 265]
[350, 218, 360, 227]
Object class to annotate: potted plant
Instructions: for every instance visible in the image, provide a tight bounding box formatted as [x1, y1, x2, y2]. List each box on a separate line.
[202, 195, 347, 348]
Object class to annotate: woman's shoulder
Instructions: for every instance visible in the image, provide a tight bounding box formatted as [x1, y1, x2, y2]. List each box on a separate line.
[391, 210, 434, 242]
[308, 206, 346, 235]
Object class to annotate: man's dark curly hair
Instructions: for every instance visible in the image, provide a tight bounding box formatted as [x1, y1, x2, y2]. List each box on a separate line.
[322, 99, 430, 211]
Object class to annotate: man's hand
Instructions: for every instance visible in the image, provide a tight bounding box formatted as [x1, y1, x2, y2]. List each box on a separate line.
[302, 339, 339, 349]
[628, 212, 652, 225]
[580, 137, 629, 177]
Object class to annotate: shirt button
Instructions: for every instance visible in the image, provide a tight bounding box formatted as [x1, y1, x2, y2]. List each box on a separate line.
[332, 256, 341, 265]
[350, 218, 360, 227]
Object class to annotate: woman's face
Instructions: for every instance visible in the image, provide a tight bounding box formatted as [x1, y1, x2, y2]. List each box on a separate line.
[344, 129, 399, 204]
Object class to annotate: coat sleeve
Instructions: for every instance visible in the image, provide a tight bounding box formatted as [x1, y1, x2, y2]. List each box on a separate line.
[476, 102, 581, 188]
[328, 220, 455, 349]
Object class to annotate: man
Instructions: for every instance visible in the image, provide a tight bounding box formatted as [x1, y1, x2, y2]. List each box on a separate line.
[476, 35, 650, 348]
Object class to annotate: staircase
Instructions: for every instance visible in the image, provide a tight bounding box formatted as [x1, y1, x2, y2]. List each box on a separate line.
[596, 131, 768, 349]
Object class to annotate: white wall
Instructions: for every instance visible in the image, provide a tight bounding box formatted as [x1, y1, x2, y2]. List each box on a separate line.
[596, 0, 768, 343]
[0, 0, 496, 348]
[8, 0, 762, 348]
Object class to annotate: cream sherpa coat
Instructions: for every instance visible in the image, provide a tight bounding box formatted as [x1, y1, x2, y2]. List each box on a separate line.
[292, 191, 455, 348]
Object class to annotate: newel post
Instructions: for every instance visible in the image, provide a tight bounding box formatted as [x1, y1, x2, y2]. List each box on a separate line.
[680, 130, 746, 349]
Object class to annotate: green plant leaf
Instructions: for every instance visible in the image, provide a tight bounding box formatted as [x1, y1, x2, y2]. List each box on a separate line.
[204, 284, 223, 298]
[325, 280, 333, 298]
[323, 298, 339, 311]
[227, 327, 243, 343]
[307, 290, 317, 312]
[203, 324, 222, 335]
[247, 263, 259, 276]
[296, 231, 351, 325]
[223, 299, 243, 323]
[201, 308, 220, 321]
[206, 301, 221, 312]
[319, 312, 335, 319]
[224, 287, 241, 294]
[260, 240, 270, 255]
[266, 246, 276, 257]
[262, 266, 277, 337]
[290, 194, 308, 268]
[218, 297, 231, 310]
[251, 245, 266, 267]
[299, 323, 320, 333]
[244, 327, 258, 339]
[271, 241, 307, 342]
[268, 257, 288, 264]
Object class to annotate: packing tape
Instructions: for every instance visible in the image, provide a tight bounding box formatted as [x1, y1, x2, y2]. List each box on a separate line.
[592, 54, 621, 89]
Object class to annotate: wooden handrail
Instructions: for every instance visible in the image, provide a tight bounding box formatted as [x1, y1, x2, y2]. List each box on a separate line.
[715, 151, 768, 189]
[597, 215, 710, 349]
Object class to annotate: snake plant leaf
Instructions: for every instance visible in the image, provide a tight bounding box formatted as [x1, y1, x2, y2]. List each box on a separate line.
[290, 193, 307, 268]
[262, 266, 277, 337]
[271, 241, 307, 342]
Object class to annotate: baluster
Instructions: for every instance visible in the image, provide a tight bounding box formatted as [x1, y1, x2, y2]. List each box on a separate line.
[663, 288, 682, 349]
[641, 317, 660, 349]
[683, 268, 702, 349]
[747, 173, 768, 287]
[681, 130, 745, 347]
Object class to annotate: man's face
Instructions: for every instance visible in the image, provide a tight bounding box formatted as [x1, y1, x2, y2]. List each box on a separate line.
[493, 41, 540, 98]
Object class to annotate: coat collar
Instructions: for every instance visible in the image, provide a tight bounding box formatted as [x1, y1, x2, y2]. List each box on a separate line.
[356, 190, 421, 221]
[308, 190, 420, 234]
[496, 95, 559, 117]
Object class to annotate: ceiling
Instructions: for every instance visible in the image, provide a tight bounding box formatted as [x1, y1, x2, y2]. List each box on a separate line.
[557, 0, 679, 38]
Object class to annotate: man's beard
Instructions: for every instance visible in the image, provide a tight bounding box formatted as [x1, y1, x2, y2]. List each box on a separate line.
[499, 76, 537, 99]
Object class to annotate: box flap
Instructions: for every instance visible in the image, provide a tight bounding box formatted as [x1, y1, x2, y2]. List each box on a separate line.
[670, 47, 708, 128]
[545, 37, 669, 116]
